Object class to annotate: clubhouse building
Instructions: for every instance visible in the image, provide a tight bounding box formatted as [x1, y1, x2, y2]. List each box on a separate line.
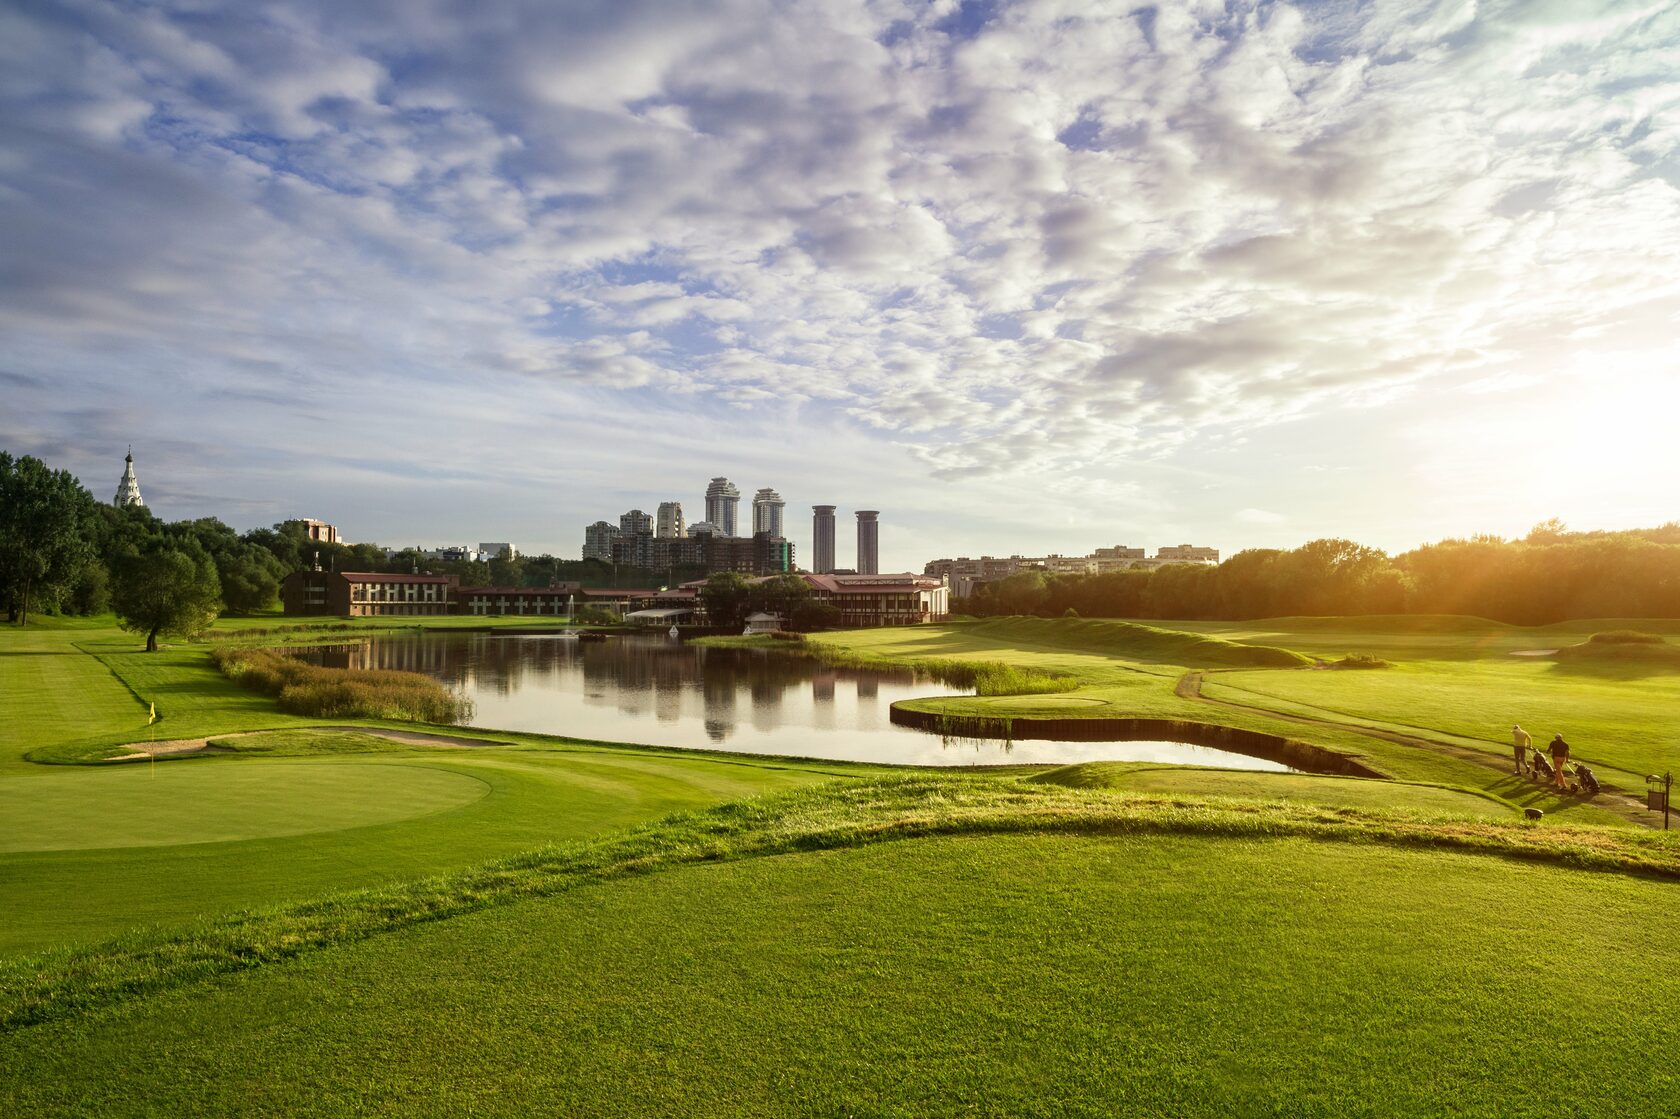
[281, 571, 665, 619]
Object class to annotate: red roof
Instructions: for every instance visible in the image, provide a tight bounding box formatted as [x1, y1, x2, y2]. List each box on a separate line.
[801, 573, 941, 594]
[580, 587, 659, 597]
[338, 571, 456, 584]
[460, 585, 581, 595]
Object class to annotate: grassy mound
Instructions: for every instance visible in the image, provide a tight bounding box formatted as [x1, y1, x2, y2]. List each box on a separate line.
[1323, 653, 1392, 669]
[211, 646, 473, 723]
[1553, 640, 1680, 666]
[1245, 614, 1516, 634]
[967, 617, 1311, 668]
[203, 729, 422, 755]
[1587, 629, 1667, 645]
[1031, 762, 1512, 818]
[5, 776, 1674, 1032]
[4, 786, 1680, 1117]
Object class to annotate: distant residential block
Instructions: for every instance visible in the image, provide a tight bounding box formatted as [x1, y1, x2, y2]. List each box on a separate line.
[925, 543, 1221, 595]
[298, 518, 340, 545]
[1155, 544, 1219, 562]
[582, 521, 620, 562]
[656, 502, 685, 539]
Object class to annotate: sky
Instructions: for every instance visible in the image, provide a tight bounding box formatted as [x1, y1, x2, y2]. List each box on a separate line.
[3, 0, 1678, 573]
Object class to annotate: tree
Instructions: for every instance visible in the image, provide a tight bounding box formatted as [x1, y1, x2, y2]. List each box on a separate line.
[747, 573, 811, 621]
[111, 543, 222, 651]
[699, 571, 753, 630]
[788, 599, 841, 632]
[987, 570, 1049, 615]
[174, 517, 285, 614]
[0, 452, 98, 624]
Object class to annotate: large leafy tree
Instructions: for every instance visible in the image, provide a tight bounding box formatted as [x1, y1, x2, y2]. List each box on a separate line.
[111, 542, 222, 651]
[174, 517, 286, 614]
[747, 573, 811, 621]
[0, 452, 99, 624]
[698, 571, 754, 630]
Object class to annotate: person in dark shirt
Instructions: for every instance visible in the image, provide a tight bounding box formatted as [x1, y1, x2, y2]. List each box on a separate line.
[1549, 733, 1570, 790]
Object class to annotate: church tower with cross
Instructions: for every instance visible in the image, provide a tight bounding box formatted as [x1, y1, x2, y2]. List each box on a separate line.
[114, 447, 145, 508]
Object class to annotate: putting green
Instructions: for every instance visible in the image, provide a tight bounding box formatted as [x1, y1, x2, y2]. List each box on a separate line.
[0, 761, 489, 852]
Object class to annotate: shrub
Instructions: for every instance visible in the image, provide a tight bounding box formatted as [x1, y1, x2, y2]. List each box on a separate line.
[1327, 654, 1392, 670]
[211, 647, 472, 724]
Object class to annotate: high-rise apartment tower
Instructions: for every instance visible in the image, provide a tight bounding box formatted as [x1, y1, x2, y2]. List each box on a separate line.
[856, 510, 879, 575]
[812, 505, 836, 574]
[752, 488, 785, 538]
[620, 509, 653, 536]
[704, 477, 741, 537]
[655, 502, 685, 539]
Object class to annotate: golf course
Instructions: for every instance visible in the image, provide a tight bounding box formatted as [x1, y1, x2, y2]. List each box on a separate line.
[3, 612, 1678, 1115]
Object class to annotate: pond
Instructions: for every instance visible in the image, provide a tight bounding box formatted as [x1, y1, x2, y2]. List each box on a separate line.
[301, 633, 1300, 770]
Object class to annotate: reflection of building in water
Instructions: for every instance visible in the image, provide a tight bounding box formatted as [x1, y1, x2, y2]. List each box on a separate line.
[811, 670, 836, 703]
[748, 665, 787, 734]
[655, 685, 683, 723]
[701, 659, 740, 738]
[291, 631, 987, 758]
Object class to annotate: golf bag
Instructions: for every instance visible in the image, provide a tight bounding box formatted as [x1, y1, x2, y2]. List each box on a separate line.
[1573, 763, 1601, 795]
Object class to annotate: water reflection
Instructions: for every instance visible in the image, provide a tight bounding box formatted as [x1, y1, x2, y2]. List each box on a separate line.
[299, 634, 1296, 770]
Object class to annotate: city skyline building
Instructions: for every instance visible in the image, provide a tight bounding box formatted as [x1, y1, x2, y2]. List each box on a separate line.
[113, 447, 144, 508]
[704, 477, 741, 536]
[812, 505, 836, 574]
[656, 502, 685, 539]
[752, 488, 785, 539]
[856, 510, 879, 575]
[620, 509, 653, 536]
[583, 520, 620, 562]
[299, 519, 339, 545]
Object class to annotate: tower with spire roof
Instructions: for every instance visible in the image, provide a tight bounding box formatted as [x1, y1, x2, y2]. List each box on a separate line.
[114, 447, 145, 508]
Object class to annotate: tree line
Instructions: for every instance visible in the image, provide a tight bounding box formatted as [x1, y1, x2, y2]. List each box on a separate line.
[1, 450, 705, 647]
[964, 523, 1680, 625]
[10, 450, 1680, 639]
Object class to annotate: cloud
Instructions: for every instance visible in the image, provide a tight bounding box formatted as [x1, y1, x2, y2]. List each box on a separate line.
[2, 0, 1678, 559]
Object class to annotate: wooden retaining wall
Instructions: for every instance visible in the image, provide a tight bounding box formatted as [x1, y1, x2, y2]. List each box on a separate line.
[888, 707, 1385, 778]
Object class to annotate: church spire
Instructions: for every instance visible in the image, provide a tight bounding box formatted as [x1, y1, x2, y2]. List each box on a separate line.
[114, 447, 145, 508]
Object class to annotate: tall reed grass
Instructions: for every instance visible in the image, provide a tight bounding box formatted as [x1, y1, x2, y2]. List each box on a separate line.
[211, 646, 473, 724]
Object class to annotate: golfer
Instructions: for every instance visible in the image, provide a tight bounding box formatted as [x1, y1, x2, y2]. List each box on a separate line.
[1511, 723, 1531, 774]
[1549, 733, 1570, 790]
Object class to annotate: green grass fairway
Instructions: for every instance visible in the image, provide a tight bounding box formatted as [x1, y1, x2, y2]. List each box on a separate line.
[0, 759, 489, 851]
[1032, 762, 1516, 818]
[0, 622, 878, 955]
[0, 747, 851, 957]
[5, 826, 1678, 1116]
[795, 617, 1672, 824]
[1203, 648, 1680, 783]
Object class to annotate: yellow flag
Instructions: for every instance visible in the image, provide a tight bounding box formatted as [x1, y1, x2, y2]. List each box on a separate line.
[148, 703, 157, 725]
